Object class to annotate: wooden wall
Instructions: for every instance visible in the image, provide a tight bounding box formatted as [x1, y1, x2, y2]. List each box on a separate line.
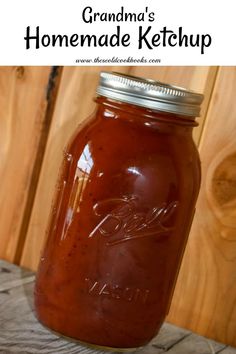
[0, 67, 56, 262]
[0, 66, 236, 346]
[168, 67, 236, 346]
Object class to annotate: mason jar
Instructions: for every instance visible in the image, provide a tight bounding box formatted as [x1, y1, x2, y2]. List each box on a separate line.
[34, 71, 203, 350]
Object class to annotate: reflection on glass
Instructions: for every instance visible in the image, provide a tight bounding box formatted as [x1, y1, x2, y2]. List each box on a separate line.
[77, 144, 94, 175]
[61, 144, 94, 240]
[127, 166, 142, 176]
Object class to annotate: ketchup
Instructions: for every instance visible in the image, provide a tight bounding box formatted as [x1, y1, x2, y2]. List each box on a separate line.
[35, 72, 203, 349]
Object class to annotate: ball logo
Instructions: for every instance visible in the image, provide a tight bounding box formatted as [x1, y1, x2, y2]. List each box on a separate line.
[89, 196, 178, 245]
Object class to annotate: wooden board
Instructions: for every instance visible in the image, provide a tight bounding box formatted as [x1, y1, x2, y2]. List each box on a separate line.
[0, 259, 33, 292]
[0, 67, 53, 262]
[220, 349, 236, 354]
[0, 260, 231, 354]
[168, 67, 236, 347]
[21, 66, 217, 270]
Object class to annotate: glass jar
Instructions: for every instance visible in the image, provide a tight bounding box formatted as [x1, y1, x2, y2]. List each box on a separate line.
[34, 72, 203, 350]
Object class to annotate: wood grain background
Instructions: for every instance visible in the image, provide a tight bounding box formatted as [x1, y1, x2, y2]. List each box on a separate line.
[0, 66, 236, 347]
[0, 67, 51, 262]
[168, 66, 236, 347]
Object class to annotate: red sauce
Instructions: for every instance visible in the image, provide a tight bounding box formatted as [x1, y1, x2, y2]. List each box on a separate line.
[35, 96, 201, 349]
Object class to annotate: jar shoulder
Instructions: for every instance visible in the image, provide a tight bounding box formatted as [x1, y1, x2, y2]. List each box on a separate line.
[63, 116, 200, 206]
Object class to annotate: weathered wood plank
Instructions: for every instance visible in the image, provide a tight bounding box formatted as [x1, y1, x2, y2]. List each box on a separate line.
[219, 348, 236, 354]
[0, 259, 33, 277]
[0, 282, 108, 354]
[135, 323, 191, 354]
[151, 323, 190, 351]
[164, 334, 225, 353]
[0, 276, 34, 293]
[0, 260, 33, 291]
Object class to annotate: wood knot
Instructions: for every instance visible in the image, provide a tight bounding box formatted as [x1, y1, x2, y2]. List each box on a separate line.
[208, 152, 236, 241]
[212, 153, 236, 207]
[15, 66, 25, 79]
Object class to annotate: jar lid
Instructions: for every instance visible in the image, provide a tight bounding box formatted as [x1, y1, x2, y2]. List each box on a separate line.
[96, 71, 204, 117]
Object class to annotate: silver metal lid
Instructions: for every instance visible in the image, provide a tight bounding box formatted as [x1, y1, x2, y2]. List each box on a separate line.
[96, 72, 204, 117]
